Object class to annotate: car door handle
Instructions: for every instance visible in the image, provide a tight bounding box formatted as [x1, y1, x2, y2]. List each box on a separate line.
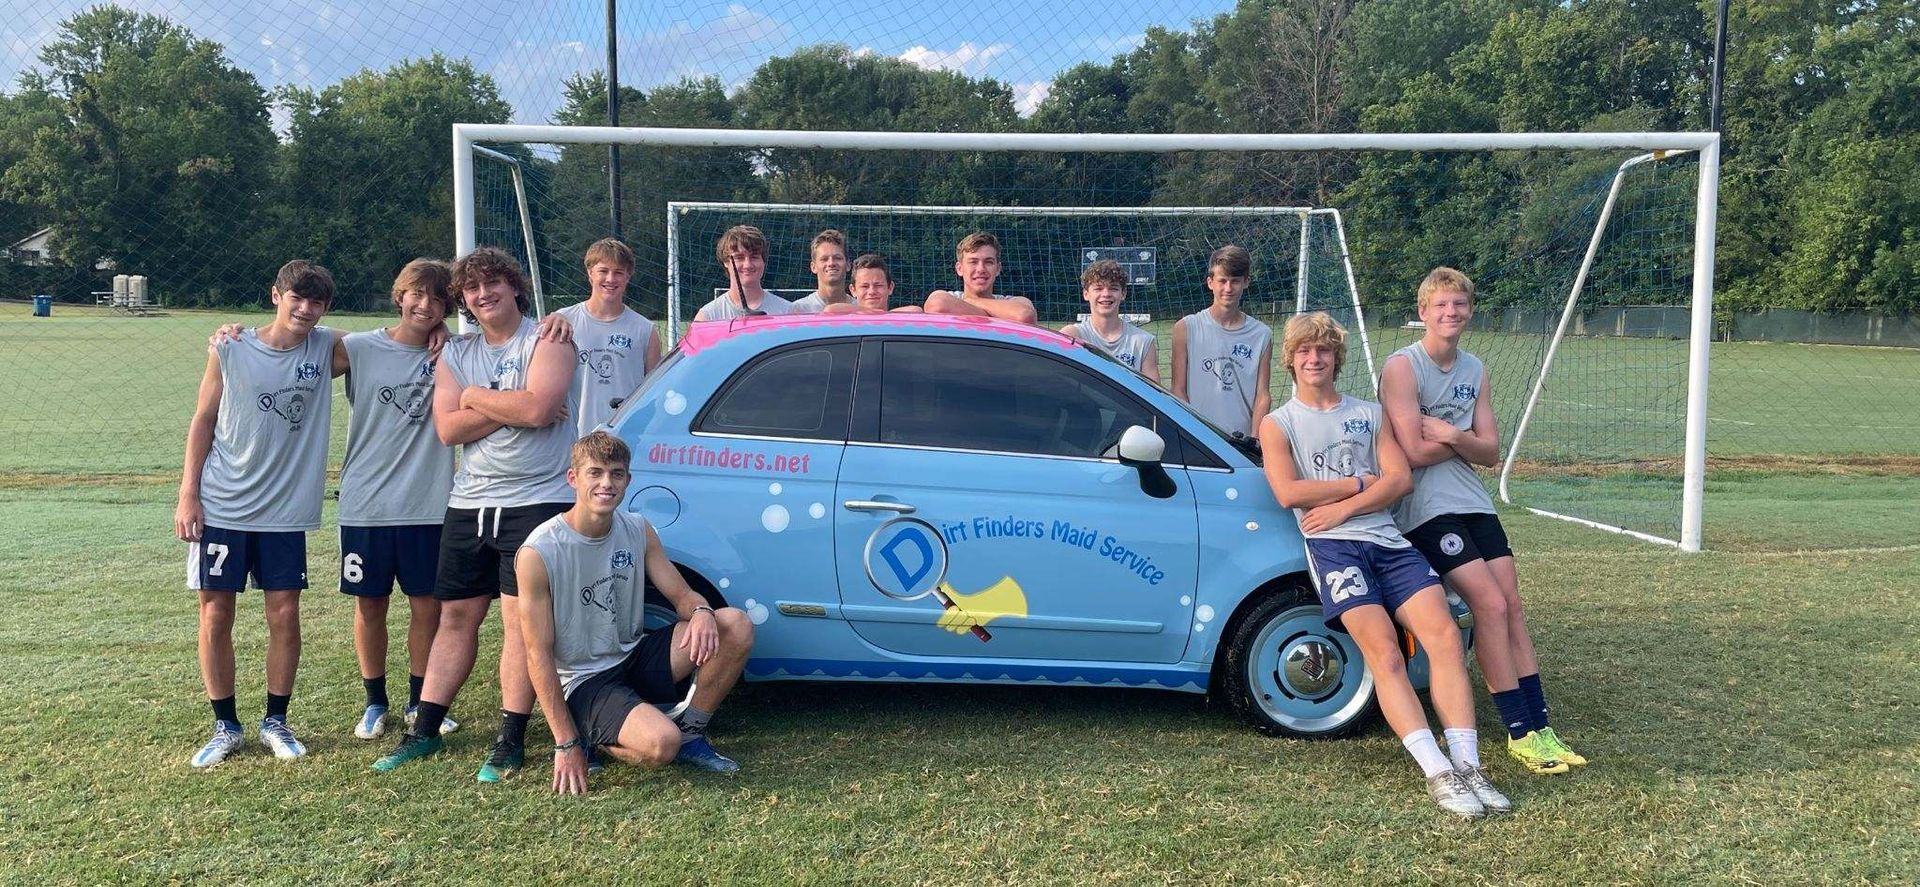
[843, 500, 917, 514]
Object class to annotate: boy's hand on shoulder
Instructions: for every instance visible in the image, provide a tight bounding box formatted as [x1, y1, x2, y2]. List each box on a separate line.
[207, 323, 246, 353]
[426, 324, 450, 360]
[536, 312, 574, 345]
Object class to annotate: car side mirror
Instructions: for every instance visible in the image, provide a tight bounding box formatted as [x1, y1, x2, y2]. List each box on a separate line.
[1116, 425, 1176, 499]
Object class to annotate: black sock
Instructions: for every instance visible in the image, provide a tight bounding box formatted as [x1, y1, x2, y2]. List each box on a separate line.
[265, 693, 290, 721]
[407, 674, 425, 709]
[411, 701, 449, 738]
[364, 676, 389, 708]
[1491, 688, 1532, 741]
[499, 710, 530, 747]
[1518, 673, 1549, 730]
[211, 696, 239, 726]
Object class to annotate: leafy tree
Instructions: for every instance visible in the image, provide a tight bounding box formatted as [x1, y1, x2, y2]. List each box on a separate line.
[0, 5, 276, 306]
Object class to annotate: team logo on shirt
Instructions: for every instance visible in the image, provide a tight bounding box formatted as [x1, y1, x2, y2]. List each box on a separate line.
[1201, 357, 1242, 391]
[611, 549, 634, 571]
[608, 334, 633, 350]
[1232, 343, 1254, 360]
[1309, 440, 1361, 477]
[578, 349, 619, 382]
[1341, 417, 1373, 434]
[416, 360, 434, 379]
[257, 387, 314, 429]
[493, 357, 523, 380]
[377, 381, 433, 421]
[296, 361, 322, 382]
[1451, 383, 1478, 401]
[1117, 352, 1139, 368]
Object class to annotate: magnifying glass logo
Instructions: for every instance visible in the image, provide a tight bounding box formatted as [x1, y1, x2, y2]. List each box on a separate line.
[862, 517, 990, 642]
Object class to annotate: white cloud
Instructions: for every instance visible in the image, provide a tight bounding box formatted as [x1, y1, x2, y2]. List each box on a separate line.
[1013, 80, 1051, 116]
[897, 41, 1010, 77]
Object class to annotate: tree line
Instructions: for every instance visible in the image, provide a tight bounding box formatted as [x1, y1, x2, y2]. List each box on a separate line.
[2, 2, 1914, 313]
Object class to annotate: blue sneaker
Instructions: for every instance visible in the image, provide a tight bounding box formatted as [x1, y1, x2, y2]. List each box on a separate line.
[191, 720, 246, 768]
[371, 732, 443, 772]
[354, 704, 389, 740]
[476, 738, 524, 783]
[258, 717, 307, 760]
[673, 735, 740, 773]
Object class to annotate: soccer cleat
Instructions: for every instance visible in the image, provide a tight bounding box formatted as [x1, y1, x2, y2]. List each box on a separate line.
[404, 706, 460, 736]
[1425, 769, 1487, 818]
[354, 704, 389, 740]
[1455, 765, 1512, 814]
[673, 735, 740, 774]
[258, 717, 308, 760]
[1538, 727, 1588, 766]
[191, 721, 247, 769]
[476, 739, 525, 783]
[586, 745, 605, 776]
[1507, 731, 1571, 775]
[371, 732, 443, 772]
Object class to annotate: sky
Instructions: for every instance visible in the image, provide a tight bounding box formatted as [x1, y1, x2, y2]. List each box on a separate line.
[3, 0, 1235, 130]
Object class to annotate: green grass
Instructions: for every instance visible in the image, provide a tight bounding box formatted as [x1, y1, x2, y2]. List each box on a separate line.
[0, 481, 1913, 883]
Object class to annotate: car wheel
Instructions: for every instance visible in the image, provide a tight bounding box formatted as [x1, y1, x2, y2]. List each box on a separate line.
[1223, 584, 1378, 738]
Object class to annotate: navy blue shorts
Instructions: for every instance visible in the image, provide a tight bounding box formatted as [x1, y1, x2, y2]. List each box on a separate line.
[340, 524, 442, 597]
[1404, 512, 1513, 576]
[187, 525, 307, 592]
[1303, 538, 1441, 632]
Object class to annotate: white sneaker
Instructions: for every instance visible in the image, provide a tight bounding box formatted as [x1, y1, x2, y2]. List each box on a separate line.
[1426, 770, 1487, 818]
[354, 704, 389, 740]
[191, 721, 246, 768]
[1455, 765, 1512, 814]
[258, 717, 308, 760]
[405, 706, 459, 736]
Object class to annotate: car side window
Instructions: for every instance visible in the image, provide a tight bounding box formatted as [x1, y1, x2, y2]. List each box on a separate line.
[878, 340, 1158, 459]
[697, 342, 855, 441]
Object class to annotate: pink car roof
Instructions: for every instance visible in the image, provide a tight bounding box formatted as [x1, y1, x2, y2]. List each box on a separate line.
[678, 312, 1081, 356]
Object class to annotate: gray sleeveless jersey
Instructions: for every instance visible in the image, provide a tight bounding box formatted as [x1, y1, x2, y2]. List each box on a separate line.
[789, 291, 845, 313]
[1073, 319, 1155, 374]
[694, 291, 795, 321]
[1388, 343, 1495, 530]
[523, 511, 652, 697]
[1269, 396, 1409, 548]
[338, 330, 453, 526]
[200, 328, 334, 531]
[556, 303, 655, 436]
[1182, 310, 1272, 435]
[444, 317, 576, 508]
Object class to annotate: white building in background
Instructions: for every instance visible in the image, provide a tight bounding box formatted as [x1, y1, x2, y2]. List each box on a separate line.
[4, 227, 116, 270]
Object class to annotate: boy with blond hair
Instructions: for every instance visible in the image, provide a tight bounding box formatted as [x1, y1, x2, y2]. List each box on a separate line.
[1259, 312, 1508, 818]
[1378, 266, 1584, 775]
[789, 229, 852, 313]
[176, 260, 337, 767]
[519, 432, 758, 792]
[693, 225, 794, 320]
[557, 238, 663, 436]
[1172, 245, 1272, 435]
[1060, 259, 1158, 384]
[923, 231, 1039, 325]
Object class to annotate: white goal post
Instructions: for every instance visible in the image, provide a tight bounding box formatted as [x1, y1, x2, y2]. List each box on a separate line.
[450, 125, 1722, 552]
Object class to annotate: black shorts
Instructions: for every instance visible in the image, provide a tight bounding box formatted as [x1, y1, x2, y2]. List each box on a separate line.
[187, 526, 307, 592]
[340, 524, 441, 597]
[1404, 512, 1513, 576]
[434, 503, 570, 600]
[564, 629, 694, 747]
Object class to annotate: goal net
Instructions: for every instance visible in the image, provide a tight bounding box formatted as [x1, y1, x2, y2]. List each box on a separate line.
[457, 126, 1717, 550]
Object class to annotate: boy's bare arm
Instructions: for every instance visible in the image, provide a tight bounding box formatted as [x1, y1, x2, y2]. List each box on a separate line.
[431, 358, 502, 446]
[1250, 344, 1274, 428]
[1257, 415, 1374, 509]
[1170, 320, 1189, 399]
[461, 338, 572, 428]
[1378, 355, 1457, 468]
[175, 352, 223, 542]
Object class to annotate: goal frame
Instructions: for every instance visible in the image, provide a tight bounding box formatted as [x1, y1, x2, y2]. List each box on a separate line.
[450, 125, 1721, 552]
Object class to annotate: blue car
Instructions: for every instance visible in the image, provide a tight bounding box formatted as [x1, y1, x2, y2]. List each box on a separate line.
[603, 313, 1465, 738]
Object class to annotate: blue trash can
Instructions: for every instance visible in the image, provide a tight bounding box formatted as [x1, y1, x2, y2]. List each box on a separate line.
[32, 294, 52, 317]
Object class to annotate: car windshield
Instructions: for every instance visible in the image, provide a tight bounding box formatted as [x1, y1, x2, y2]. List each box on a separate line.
[602, 346, 684, 429]
[1078, 343, 1262, 465]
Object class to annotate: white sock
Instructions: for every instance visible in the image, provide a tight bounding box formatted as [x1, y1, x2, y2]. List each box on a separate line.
[1445, 727, 1480, 770]
[1402, 729, 1453, 778]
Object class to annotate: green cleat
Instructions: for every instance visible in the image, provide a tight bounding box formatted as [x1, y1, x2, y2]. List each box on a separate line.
[1537, 727, 1588, 766]
[372, 732, 443, 772]
[476, 739, 524, 783]
[1507, 731, 1571, 775]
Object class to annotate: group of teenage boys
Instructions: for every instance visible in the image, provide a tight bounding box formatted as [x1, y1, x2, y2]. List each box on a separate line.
[177, 223, 1583, 813]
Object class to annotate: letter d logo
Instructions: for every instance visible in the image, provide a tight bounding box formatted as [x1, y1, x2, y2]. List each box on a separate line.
[863, 517, 948, 601]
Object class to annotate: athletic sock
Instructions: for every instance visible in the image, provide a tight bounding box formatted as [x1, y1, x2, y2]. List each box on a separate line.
[1518, 673, 1550, 730]
[364, 676, 389, 708]
[407, 674, 425, 710]
[1401, 729, 1453, 779]
[265, 693, 290, 722]
[674, 707, 713, 740]
[211, 696, 239, 726]
[499, 710, 530, 747]
[411, 701, 449, 738]
[1492, 687, 1533, 740]
[1444, 728, 1481, 770]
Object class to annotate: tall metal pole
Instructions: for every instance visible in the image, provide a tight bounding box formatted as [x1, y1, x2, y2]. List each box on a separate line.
[1709, 0, 1729, 131]
[606, 0, 622, 238]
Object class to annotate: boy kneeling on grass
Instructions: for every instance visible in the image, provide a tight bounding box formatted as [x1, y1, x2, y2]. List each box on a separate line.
[1258, 311, 1509, 818]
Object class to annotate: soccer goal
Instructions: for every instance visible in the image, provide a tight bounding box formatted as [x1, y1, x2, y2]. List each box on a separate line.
[450, 125, 1720, 551]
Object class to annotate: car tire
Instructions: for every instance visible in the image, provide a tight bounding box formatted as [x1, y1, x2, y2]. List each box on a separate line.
[1222, 584, 1379, 738]
[642, 565, 726, 632]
